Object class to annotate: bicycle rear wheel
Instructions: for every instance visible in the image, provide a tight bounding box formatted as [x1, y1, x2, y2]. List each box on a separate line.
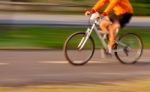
[115, 33, 143, 64]
[64, 32, 95, 65]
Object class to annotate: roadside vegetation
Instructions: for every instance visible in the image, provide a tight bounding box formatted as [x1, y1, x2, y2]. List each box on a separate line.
[0, 26, 149, 49]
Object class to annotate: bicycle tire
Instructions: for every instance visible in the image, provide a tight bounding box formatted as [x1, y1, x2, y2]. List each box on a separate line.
[115, 33, 144, 64]
[64, 32, 95, 65]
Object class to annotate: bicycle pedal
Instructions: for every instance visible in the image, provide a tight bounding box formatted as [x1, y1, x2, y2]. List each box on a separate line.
[105, 52, 113, 58]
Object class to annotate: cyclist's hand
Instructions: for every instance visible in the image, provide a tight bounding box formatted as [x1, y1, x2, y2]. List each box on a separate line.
[85, 11, 91, 16]
[84, 9, 96, 16]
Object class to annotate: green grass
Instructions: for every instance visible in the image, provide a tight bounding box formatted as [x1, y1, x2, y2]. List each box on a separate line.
[0, 79, 150, 92]
[0, 26, 149, 49]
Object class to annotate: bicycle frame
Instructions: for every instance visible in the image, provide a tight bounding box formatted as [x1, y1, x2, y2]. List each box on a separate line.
[78, 14, 109, 50]
[78, 13, 123, 53]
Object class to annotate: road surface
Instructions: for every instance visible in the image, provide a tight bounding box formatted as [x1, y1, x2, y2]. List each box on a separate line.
[0, 13, 150, 27]
[0, 49, 150, 86]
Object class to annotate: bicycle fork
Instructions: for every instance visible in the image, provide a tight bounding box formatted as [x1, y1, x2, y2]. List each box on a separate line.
[77, 27, 94, 50]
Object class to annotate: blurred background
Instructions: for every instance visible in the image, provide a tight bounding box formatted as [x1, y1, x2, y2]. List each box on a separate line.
[0, 0, 149, 15]
[0, 0, 149, 49]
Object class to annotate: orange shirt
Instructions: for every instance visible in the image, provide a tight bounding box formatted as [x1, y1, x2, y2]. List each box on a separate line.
[92, 0, 133, 15]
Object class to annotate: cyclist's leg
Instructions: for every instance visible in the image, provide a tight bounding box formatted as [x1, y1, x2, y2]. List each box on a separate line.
[108, 13, 133, 53]
[100, 13, 133, 54]
[100, 17, 119, 54]
[99, 17, 112, 32]
[107, 21, 120, 53]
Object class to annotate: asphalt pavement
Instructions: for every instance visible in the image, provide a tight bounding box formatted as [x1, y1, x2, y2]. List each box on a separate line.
[0, 49, 150, 86]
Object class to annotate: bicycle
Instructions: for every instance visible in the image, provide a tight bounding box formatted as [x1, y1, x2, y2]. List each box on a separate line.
[64, 12, 144, 65]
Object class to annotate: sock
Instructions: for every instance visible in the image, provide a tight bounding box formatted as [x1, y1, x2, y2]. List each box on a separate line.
[108, 45, 112, 54]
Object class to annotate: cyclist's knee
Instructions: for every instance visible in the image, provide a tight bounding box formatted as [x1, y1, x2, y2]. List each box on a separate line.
[100, 20, 111, 31]
[108, 22, 120, 33]
[110, 22, 120, 29]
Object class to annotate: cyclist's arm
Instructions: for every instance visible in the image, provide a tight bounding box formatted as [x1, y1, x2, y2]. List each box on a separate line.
[92, 0, 108, 12]
[103, 0, 119, 15]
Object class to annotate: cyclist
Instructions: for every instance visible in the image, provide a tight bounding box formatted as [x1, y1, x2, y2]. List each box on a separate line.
[85, 0, 133, 55]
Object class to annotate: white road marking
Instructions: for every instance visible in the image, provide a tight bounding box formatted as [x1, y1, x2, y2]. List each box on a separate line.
[0, 63, 9, 65]
[39, 61, 67, 64]
[39, 61, 108, 64]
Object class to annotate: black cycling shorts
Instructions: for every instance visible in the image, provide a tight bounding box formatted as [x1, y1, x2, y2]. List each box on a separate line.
[109, 13, 133, 28]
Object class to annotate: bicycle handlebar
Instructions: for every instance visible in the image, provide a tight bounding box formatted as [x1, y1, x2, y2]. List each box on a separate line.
[87, 12, 103, 25]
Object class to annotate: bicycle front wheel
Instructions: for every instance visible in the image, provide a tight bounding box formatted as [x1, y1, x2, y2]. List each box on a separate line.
[64, 32, 95, 65]
[115, 33, 143, 64]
